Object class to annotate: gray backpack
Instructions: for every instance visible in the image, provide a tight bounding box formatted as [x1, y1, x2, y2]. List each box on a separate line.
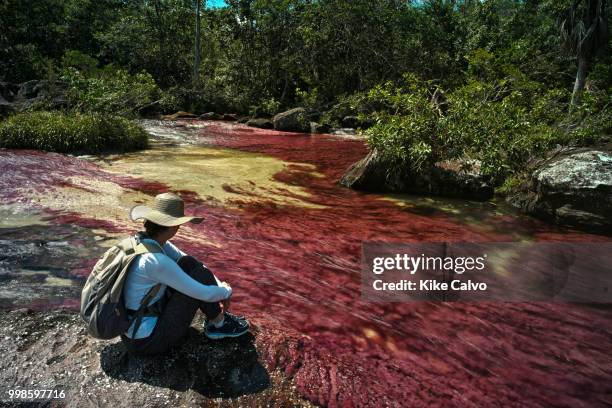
[80, 235, 162, 339]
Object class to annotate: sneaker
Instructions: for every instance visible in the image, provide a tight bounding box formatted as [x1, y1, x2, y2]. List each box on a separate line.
[204, 317, 249, 339]
[224, 311, 249, 328]
[203, 312, 249, 329]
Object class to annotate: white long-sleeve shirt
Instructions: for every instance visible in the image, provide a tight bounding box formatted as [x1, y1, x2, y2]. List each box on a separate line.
[123, 238, 231, 339]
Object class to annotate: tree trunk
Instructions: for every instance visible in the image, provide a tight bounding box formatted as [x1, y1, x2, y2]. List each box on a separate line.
[193, 0, 202, 88]
[571, 56, 588, 108]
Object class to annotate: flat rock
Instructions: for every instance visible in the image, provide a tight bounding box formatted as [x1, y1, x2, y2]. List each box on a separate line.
[0, 310, 312, 407]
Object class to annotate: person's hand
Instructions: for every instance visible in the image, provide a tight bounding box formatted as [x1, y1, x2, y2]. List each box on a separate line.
[219, 281, 232, 310]
[223, 295, 231, 311]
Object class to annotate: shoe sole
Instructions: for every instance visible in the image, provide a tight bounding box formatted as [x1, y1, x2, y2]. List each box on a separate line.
[204, 328, 249, 340]
[203, 320, 250, 330]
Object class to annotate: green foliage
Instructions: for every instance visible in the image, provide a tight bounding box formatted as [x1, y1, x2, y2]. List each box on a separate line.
[295, 87, 320, 112]
[0, 111, 148, 154]
[61, 67, 165, 116]
[0, 0, 609, 182]
[249, 96, 281, 118]
[365, 75, 443, 174]
[363, 73, 591, 185]
[444, 82, 565, 183]
[61, 50, 99, 75]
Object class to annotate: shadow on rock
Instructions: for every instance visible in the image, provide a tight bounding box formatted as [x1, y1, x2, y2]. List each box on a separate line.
[100, 328, 270, 398]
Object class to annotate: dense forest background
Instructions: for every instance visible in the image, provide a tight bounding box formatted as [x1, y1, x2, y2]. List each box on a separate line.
[1, 0, 610, 187]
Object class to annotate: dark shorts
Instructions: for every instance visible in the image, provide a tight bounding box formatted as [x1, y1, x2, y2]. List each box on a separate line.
[120, 256, 222, 355]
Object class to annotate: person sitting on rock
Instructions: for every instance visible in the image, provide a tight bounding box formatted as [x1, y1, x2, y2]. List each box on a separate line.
[120, 192, 249, 355]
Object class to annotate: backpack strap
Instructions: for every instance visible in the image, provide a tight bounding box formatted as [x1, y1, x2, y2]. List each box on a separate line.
[130, 283, 162, 338]
[123, 235, 164, 338]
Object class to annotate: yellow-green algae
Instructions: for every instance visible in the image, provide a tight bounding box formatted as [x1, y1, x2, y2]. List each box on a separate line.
[95, 145, 325, 209]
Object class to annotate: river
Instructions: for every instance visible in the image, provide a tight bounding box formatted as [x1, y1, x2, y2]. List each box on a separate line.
[1, 119, 611, 406]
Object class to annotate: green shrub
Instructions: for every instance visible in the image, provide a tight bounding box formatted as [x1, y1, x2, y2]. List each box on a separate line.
[61, 50, 100, 76]
[365, 76, 444, 175]
[362, 74, 576, 186]
[0, 111, 148, 154]
[61, 66, 165, 116]
[249, 95, 281, 118]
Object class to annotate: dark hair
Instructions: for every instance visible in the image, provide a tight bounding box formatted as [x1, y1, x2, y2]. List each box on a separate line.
[143, 220, 171, 238]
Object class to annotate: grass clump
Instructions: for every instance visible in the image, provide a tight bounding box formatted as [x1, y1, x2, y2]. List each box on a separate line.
[0, 111, 148, 154]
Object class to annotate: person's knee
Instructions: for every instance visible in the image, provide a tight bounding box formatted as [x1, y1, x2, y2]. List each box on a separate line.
[177, 255, 201, 271]
[177, 255, 216, 284]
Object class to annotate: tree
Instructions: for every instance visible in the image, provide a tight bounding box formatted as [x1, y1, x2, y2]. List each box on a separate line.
[559, 0, 609, 107]
[193, 0, 204, 87]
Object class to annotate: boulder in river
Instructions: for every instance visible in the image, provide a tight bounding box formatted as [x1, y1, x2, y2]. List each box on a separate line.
[341, 115, 360, 129]
[507, 148, 612, 233]
[246, 118, 274, 129]
[340, 149, 494, 201]
[310, 122, 331, 134]
[273, 108, 309, 133]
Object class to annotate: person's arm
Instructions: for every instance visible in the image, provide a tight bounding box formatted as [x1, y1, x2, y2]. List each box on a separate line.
[142, 254, 231, 302]
[163, 240, 187, 261]
[165, 240, 223, 286]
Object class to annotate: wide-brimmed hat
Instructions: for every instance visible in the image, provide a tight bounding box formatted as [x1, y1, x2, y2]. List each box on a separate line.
[130, 192, 203, 227]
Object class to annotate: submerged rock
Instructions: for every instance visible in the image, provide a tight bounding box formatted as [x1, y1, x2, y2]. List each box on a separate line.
[246, 118, 274, 129]
[273, 108, 309, 133]
[508, 148, 612, 232]
[341, 150, 493, 200]
[0, 310, 312, 407]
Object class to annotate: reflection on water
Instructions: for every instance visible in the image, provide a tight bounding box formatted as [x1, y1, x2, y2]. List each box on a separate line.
[1, 120, 611, 406]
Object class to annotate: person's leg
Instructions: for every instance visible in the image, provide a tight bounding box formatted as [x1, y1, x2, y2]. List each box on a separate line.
[121, 256, 223, 355]
[177, 256, 223, 319]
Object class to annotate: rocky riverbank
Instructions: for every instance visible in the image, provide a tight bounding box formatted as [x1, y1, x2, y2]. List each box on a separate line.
[507, 146, 612, 234]
[340, 144, 612, 234]
[0, 309, 313, 408]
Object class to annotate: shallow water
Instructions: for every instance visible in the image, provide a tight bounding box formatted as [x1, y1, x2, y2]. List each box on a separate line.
[1, 120, 611, 406]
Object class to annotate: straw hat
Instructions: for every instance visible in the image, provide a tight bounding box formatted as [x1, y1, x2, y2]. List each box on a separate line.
[130, 192, 203, 227]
